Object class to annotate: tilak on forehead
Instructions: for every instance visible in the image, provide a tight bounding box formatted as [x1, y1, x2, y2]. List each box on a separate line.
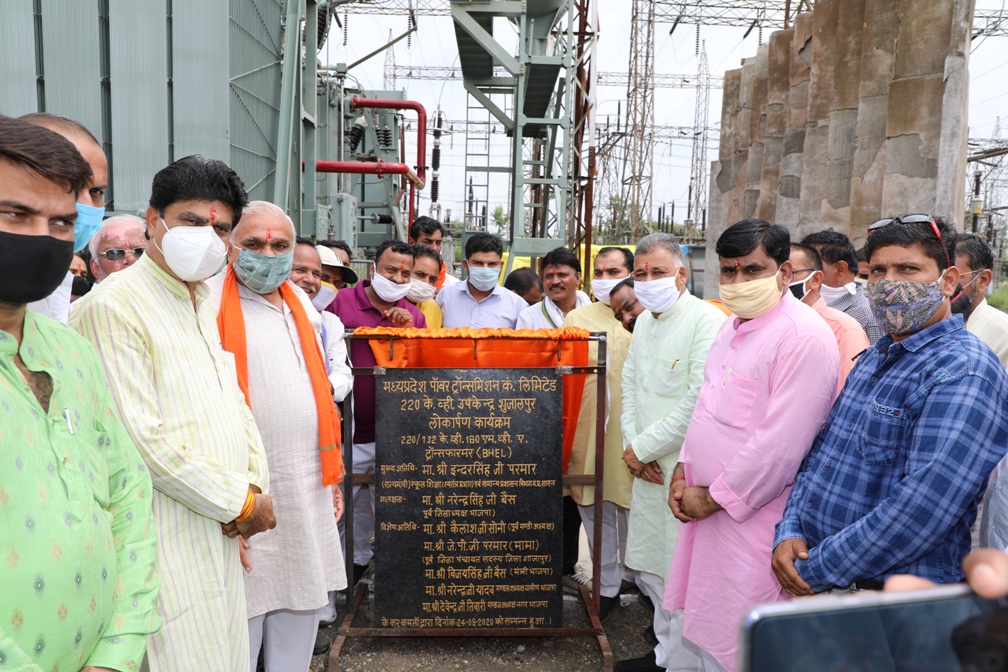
[645, 261, 650, 271]
[735, 259, 741, 269]
[209, 207, 217, 222]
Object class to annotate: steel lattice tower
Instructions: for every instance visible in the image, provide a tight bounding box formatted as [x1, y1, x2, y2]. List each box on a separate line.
[688, 41, 710, 239]
[622, 0, 656, 242]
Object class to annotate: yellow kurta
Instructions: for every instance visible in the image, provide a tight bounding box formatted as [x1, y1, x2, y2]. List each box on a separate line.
[562, 301, 633, 508]
[417, 299, 443, 328]
[70, 255, 269, 672]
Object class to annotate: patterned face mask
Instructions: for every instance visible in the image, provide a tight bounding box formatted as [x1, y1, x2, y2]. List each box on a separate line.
[867, 276, 947, 336]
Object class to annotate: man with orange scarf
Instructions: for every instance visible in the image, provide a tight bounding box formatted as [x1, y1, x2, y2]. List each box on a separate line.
[208, 201, 348, 671]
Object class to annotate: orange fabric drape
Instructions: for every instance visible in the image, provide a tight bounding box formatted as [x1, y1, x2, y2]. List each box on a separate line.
[217, 267, 344, 485]
[358, 327, 591, 471]
[436, 263, 447, 289]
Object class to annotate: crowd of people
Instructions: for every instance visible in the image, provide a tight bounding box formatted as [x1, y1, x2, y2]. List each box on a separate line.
[4, 108, 1008, 672]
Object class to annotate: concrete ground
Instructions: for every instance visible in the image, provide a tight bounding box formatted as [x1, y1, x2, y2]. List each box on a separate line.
[312, 587, 655, 672]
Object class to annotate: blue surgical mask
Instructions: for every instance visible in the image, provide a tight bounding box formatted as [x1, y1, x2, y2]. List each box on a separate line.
[467, 266, 501, 292]
[74, 203, 105, 253]
[232, 248, 294, 294]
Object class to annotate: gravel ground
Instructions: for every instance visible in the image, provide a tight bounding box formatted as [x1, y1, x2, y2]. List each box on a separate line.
[311, 586, 655, 672]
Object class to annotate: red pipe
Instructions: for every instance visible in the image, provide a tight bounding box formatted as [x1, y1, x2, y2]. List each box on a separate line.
[315, 159, 423, 227]
[352, 95, 428, 227]
[315, 158, 420, 183]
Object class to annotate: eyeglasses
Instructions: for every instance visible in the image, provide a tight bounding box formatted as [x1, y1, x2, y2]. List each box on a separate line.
[867, 214, 949, 268]
[99, 247, 146, 262]
[321, 275, 347, 289]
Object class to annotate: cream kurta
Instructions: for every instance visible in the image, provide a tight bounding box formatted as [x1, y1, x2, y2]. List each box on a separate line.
[620, 292, 726, 578]
[562, 301, 633, 508]
[968, 298, 1008, 368]
[70, 254, 269, 672]
[217, 283, 348, 617]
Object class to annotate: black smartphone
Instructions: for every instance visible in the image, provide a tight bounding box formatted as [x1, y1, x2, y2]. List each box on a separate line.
[739, 584, 1008, 672]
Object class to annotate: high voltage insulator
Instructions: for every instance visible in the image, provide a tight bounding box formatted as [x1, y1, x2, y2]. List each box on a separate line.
[346, 117, 366, 151]
[430, 111, 443, 204]
[343, 11, 348, 46]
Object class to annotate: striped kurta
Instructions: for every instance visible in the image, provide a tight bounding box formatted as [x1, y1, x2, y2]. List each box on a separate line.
[70, 254, 269, 672]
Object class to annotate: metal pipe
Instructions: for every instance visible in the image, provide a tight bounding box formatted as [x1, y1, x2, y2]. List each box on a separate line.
[351, 96, 428, 227]
[315, 158, 422, 185]
[315, 159, 421, 224]
[352, 95, 428, 185]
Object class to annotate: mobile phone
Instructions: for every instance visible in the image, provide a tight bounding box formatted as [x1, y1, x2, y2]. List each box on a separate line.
[739, 584, 1008, 672]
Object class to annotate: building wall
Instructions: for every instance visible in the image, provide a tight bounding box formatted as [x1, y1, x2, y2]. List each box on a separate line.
[704, 0, 973, 298]
[0, 0, 283, 214]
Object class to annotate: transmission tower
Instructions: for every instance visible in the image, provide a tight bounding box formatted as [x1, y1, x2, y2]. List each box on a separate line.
[622, 0, 656, 241]
[383, 30, 396, 89]
[688, 41, 710, 239]
[388, 64, 722, 90]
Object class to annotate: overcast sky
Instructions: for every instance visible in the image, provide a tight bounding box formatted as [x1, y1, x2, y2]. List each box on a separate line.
[323, 0, 1008, 227]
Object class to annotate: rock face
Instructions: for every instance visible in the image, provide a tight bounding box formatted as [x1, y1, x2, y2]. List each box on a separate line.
[704, 0, 973, 298]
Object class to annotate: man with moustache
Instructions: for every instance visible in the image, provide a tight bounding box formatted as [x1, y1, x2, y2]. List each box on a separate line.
[616, 233, 726, 672]
[562, 247, 637, 623]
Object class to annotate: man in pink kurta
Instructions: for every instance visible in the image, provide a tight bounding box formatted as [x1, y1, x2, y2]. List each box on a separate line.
[663, 220, 839, 672]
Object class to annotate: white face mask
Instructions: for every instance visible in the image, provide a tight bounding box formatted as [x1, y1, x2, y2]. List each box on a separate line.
[406, 278, 436, 304]
[155, 219, 228, 282]
[370, 269, 411, 303]
[311, 282, 338, 311]
[467, 265, 501, 292]
[634, 276, 682, 314]
[819, 282, 854, 302]
[591, 277, 624, 306]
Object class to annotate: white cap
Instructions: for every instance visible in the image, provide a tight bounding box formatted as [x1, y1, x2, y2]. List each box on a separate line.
[315, 244, 359, 284]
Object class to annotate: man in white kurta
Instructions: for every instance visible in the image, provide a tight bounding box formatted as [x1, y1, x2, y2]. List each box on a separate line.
[618, 234, 726, 672]
[208, 203, 351, 670]
[516, 247, 591, 330]
[70, 162, 272, 672]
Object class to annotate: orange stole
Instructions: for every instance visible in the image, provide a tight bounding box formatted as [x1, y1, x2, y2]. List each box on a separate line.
[359, 326, 590, 472]
[216, 266, 344, 485]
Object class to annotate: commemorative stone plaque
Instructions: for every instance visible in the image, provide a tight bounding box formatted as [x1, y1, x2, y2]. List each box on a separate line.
[373, 367, 564, 629]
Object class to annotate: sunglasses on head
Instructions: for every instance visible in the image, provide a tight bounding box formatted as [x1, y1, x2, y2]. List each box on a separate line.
[867, 214, 949, 268]
[100, 247, 146, 262]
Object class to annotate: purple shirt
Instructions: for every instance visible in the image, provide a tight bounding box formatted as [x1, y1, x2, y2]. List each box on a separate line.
[327, 280, 427, 444]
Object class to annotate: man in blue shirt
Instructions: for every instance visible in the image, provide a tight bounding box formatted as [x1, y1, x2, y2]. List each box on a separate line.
[773, 214, 1008, 595]
[437, 232, 527, 329]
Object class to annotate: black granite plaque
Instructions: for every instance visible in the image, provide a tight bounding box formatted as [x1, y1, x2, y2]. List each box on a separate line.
[373, 367, 564, 629]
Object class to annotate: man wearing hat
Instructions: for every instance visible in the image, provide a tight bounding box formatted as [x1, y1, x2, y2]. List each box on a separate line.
[315, 244, 359, 312]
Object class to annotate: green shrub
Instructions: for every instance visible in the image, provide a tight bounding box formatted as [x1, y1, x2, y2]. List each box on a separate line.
[986, 285, 1008, 311]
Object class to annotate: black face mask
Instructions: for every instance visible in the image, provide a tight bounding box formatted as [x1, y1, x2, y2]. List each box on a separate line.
[0, 231, 74, 304]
